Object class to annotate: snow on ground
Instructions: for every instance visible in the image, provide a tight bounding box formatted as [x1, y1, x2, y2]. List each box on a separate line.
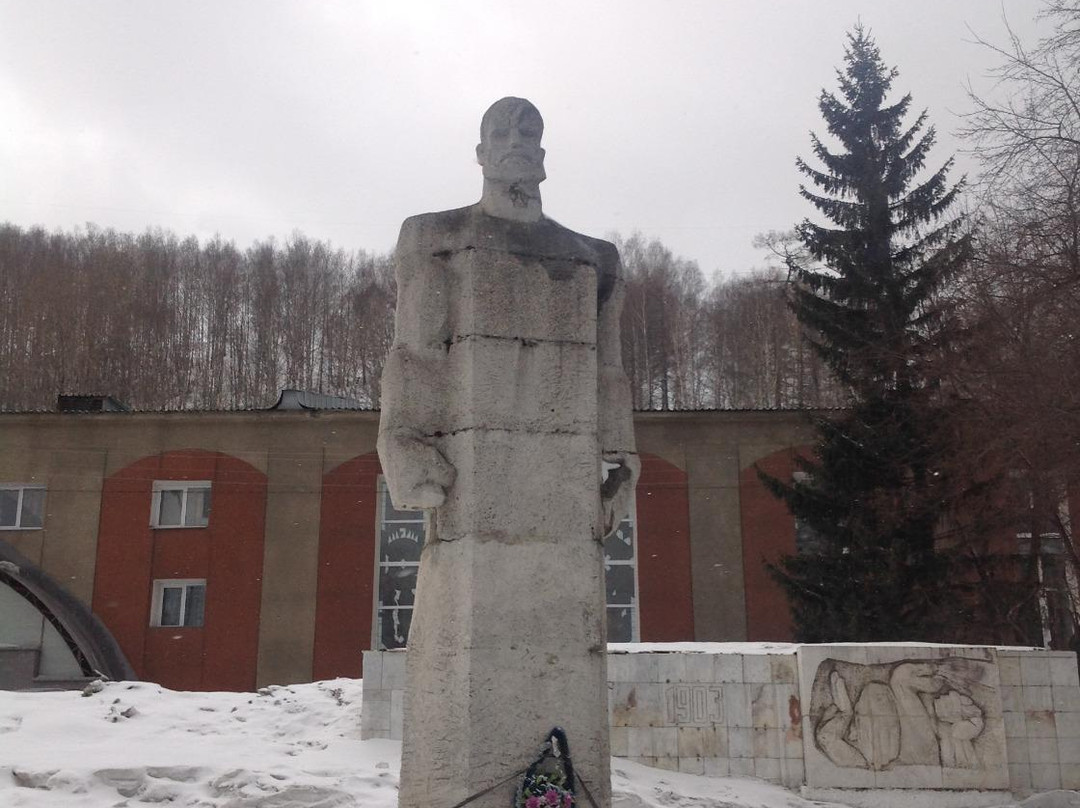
[0, 678, 1075, 808]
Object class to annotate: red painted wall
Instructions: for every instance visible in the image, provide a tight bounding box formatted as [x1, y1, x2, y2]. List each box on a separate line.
[92, 450, 267, 691]
[312, 453, 381, 680]
[739, 447, 809, 641]
[634, 453, 695, 641]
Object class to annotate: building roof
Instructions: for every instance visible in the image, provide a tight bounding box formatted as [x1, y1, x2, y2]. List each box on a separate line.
[270, 389, 369, 411]
[1, 390, 841, 416]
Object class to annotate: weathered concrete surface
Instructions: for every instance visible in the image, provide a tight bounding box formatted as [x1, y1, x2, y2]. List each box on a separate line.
[379, 98, 637, 808]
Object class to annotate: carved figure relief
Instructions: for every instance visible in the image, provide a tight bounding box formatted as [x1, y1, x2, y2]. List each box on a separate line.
[808, 657, 994, 771]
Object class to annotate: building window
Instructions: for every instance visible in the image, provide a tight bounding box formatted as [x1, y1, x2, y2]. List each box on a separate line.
[1018, 532, 1078, 650]
[371, 478, 641, 647]
[0, 486, 45, 530]
[150, 579, 206, 627]
[1013, 473, 1078, 649]
[151, 481, 211, 528]
[374, 478, 423, 650]
[605, 502, 639, 643]
[792, 471, 824, 554]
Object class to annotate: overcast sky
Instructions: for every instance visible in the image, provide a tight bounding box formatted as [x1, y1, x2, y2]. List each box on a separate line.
[0, 1, 1049, 279]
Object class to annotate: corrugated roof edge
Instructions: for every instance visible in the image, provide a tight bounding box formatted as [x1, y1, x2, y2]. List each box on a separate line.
[0, 405, 836, 415]
[270, 389, 369, 411]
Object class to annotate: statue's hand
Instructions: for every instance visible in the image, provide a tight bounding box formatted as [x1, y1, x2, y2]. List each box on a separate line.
[600, 451, 641, 538]
[379, 431, 456, 510]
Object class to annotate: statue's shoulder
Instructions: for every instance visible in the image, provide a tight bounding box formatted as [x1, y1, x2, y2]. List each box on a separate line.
[397, 205, 479, 256]
[539, 218, 621, 302]
[539, 217, 620, 273]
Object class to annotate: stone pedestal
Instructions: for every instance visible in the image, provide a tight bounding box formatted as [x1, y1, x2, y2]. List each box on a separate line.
[401, 537, 609, 808]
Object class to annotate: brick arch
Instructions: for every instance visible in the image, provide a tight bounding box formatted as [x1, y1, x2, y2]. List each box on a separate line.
[739, 445, 812, 642]
[92, 449, 267, 691]
[636, 452, 695, 641]
[639, 444, 686, 473]
[313, 452, 381, 680]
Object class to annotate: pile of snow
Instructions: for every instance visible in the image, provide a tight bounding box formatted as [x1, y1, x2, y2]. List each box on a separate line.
[0, 678, 1075, 807]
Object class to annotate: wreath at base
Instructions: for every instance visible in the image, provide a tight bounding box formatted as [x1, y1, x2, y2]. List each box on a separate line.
[513, 728, 577, 808]
[515, 772, 574, 808]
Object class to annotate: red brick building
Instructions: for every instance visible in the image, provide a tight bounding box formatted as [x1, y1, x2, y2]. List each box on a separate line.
[0, 396, 820, 691]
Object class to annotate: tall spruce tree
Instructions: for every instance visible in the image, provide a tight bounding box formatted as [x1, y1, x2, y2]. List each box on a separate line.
[761, 27, 971, 642]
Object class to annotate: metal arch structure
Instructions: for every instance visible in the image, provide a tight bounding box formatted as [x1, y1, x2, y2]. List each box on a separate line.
[0, 539, 135, 685]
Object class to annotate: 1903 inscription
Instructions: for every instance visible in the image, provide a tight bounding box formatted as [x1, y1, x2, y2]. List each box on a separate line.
[664, 684, 724, 725]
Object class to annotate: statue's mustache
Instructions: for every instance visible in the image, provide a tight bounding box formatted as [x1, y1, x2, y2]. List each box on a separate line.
[498, 148, 543, 165]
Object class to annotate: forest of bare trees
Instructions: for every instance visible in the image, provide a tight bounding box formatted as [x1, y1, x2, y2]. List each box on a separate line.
[614, 232, 844, 411]
[0, 225, 396, 411]
[0, 223, 842, 413]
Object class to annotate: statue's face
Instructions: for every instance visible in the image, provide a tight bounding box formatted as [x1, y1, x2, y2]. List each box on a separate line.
[476, 100, 545, 184]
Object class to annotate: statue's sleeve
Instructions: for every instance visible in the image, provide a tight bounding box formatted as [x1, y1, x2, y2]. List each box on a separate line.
[596, 246, 639, 534]
[377, 218, 452, 506]
[597, 248, 636, 457]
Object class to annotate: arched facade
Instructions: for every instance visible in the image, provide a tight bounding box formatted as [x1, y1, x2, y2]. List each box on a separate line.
[92, 449, 268, 691]
[636, 453, 695, 640]
[313, 452, 381, 680]
[739, 445, 810, 641]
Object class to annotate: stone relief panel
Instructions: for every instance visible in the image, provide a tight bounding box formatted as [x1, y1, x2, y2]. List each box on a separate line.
[799, 646, 1009, 790]
[810, 658, 992, 770]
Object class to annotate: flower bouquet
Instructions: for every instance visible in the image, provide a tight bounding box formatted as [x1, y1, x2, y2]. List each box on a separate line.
[515, 771, 574, 808]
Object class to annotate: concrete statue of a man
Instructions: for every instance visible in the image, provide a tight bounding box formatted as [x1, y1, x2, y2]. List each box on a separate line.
[378, 97, 639, 808]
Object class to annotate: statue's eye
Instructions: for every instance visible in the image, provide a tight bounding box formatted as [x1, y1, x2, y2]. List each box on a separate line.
[492, 128, 509, 139]
[519, 128, 537, 139]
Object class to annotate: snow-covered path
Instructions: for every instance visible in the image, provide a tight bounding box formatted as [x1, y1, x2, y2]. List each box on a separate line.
[0, 679, 1074, 807]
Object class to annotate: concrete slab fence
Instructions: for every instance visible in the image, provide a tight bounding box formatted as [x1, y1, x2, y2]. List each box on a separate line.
[361, 642, 1080, 801]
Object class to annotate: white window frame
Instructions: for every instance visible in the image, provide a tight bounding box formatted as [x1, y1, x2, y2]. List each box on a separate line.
[0, 485, 46, 530]
[1014, 473, 1079, 647]
[605, 497, 640, 643]
[372, 476, 426, 650]
[1018, 532, 1065, 649]
[150, 481, 211, 528]
[149, 578, 207, 627]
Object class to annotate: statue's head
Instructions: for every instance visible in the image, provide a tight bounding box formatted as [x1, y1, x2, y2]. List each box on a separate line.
[476, 97, 546, 185]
